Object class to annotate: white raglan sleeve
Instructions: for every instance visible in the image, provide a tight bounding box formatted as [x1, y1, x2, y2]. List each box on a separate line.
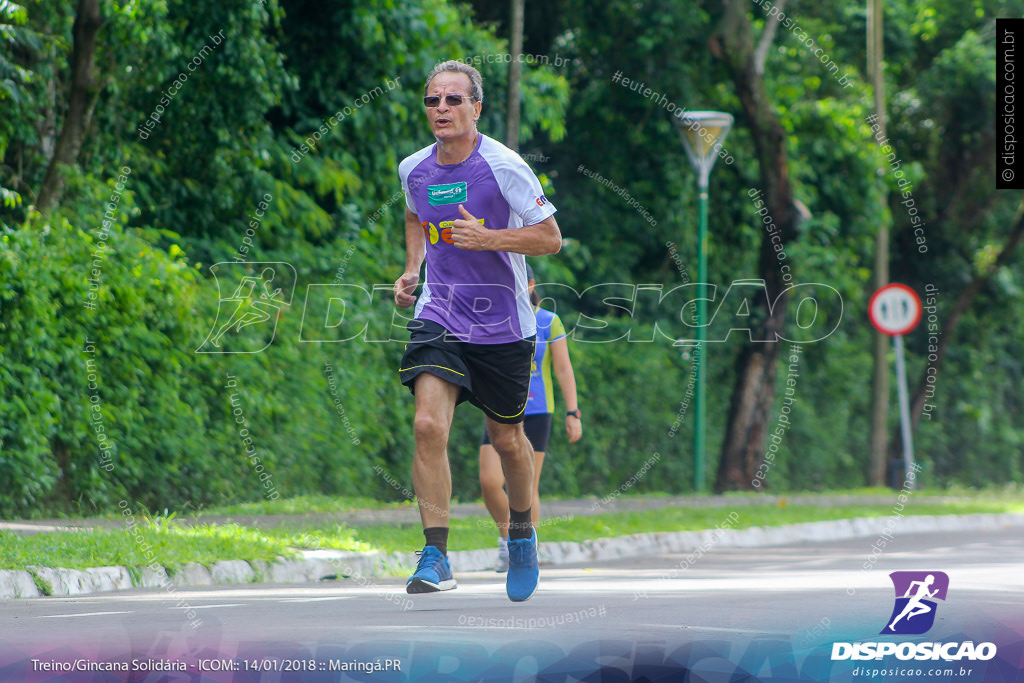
[495, 157, 556, 227]
[399, 159, 418, 215]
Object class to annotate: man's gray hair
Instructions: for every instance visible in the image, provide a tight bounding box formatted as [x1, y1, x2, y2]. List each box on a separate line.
[424, 60, 484, 102]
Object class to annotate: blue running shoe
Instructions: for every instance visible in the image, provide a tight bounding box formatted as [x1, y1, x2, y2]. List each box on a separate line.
[406, 545, 456, 594]
[506, 529, 538, 602]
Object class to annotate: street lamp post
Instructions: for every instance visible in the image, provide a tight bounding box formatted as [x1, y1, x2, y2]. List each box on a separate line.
[673, 111, 734, 493]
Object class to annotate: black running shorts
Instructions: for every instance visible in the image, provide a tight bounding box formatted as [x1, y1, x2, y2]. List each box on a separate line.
[399, 319, 535, 424]
[480, 413, 553, 452]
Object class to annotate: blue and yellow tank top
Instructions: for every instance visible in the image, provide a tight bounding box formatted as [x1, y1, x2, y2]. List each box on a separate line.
[525, 307, 567, 415]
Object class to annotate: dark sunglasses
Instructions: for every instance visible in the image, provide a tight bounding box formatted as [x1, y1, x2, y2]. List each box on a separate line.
[423, 94, 476, 108]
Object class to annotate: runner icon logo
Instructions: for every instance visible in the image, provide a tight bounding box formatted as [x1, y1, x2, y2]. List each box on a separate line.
[196, 262, 296, 354]
[881, 571, 949, 635]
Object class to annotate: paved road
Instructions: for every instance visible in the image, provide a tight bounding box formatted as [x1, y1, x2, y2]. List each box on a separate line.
[2, 527, 1021, 681]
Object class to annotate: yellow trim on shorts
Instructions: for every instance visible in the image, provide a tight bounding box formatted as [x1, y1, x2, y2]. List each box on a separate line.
[399, 363, 466, 377]
[477, 398, 527, 420]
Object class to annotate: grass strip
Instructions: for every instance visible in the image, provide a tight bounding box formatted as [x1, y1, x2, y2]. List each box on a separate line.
[195, 494, 395, 517]
[335, 499, 1024, 554]
[0, 520, 361, 572]
[2, 497, 1020, 572]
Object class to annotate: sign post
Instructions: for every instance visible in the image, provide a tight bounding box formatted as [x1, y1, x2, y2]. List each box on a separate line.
[868, 283, 922, 489]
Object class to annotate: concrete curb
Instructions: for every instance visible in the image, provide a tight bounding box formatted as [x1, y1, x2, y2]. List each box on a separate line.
[3, 513, 1023, 600]
[0, 570, 40, 598]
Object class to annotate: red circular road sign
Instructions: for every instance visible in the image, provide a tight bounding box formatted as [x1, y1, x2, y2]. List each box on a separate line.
[869, 283, 922, 336]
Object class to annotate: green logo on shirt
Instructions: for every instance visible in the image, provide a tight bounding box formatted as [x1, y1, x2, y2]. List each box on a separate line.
[427, 182, 467, 206]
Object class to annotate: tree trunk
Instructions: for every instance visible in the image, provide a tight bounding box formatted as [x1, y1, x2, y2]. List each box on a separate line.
[711, 0, 799, 491]
[35, 0, 103, 214]
[890, 202, 1024, 460]
[867, 0, 890, 486]
[505, 0, 524, 151]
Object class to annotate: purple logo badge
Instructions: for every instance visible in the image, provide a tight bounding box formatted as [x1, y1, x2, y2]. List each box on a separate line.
[881, 571, 949, 635]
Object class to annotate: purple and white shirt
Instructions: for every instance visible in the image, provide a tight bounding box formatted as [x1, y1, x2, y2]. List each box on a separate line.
[399, 133, 556, 344]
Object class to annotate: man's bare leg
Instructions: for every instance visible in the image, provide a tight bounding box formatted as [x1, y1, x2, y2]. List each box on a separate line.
[486, 417, 539, 600]
[412, 373, 459, 534]
[485, 419, 535, 523]
[405, 373, 462, 593]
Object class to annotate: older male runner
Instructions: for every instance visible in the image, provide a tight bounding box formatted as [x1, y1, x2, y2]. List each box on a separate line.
[393, 60, 561, 601]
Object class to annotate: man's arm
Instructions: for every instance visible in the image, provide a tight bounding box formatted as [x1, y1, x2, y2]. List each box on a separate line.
[394, 207, 425, 307]
[450, 205, 561, 256]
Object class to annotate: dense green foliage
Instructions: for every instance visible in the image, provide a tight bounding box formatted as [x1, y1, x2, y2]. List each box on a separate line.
[0, 0, 1019, 516]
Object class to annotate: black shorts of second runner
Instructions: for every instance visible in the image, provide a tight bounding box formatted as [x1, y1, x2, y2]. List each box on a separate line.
[480, 413, 553, 452]
[399, 319, 535, 424]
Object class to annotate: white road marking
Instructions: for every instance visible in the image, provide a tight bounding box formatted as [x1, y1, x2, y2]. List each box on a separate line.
[679, 624, 796, 636]
[79, 586, 402, 602]
[170, 604, 244, 609]
[39, 611, 132, 619]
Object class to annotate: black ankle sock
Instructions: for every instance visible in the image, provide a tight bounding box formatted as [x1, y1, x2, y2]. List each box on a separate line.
[424, 527, 448, 556]
[508, 507, 533, 541]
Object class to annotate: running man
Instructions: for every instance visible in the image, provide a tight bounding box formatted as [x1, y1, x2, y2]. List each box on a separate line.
[393, 60, 561, 601]
[480, 264, 581, 571]
[888, 574, 938, 631]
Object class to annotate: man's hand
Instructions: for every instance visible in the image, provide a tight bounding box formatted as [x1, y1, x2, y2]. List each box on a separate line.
[394, 272, 420, 308]
[451, 204, 491, 251]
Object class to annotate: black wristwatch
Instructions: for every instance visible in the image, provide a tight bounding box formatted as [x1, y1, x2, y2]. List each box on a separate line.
[566, 409, 581, 419]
